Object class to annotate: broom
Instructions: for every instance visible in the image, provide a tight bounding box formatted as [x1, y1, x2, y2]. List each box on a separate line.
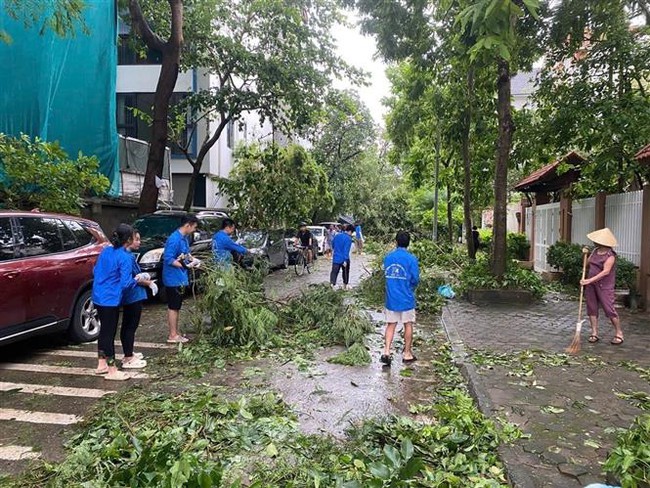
[566, 248, 590, 354]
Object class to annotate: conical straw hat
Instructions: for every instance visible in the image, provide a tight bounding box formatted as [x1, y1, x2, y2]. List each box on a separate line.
[587, 228, 618, 247]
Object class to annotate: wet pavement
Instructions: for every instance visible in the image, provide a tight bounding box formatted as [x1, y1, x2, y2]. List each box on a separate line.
[442, 294, 650, 488]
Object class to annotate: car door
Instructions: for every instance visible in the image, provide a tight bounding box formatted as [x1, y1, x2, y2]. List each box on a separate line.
[15, 216, 67, 324]
[0, 217, 26, 330]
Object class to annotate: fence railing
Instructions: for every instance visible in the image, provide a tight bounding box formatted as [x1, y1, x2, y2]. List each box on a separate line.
[605, 190, 643, 266]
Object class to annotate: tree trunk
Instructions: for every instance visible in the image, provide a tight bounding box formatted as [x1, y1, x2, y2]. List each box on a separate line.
[491, 58, 514, 279]
[182, 115, 231, 211]
[183, 163, 203, 211]
[462, 67, 476, 259]
[447, 182, 453, 246]
[134, 0, 184, 216]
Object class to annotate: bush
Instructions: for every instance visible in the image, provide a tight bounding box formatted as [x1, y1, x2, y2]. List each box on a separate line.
[547, 242, 638, 290]
[478, 230, 530, 260]
[0, 133, 110, 214]
[458, 256, 546, 298]
[546, 241, 585, 285]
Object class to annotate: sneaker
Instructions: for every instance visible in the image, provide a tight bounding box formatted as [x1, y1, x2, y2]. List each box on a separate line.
[122, 358, 147, 369]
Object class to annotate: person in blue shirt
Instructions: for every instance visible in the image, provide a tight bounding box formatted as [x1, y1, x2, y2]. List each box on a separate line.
[212, 218, 248, 267]
[330, 224, 354, 290]
[355, 222, 364, 255]
[163, 214, 199, 343]
[120, 230, 154, 370]
[92, 224, 152, 381]
[381, 231, 420, 366]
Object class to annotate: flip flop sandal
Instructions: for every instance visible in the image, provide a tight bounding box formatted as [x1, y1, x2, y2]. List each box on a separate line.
[121, 358, 147, 369]
[611, 336, 624, 345]
[588, 335, 600, 343]
[104, 371, 130, 381]
[94, 368, 109, 375]
[403, 356, 418, 364]
[166, 336, 189, 344]
[380, 354, 392, 366]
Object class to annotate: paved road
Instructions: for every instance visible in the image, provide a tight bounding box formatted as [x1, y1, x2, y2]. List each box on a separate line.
[0, 254, 373, 476]
[442, 294, 650, 488]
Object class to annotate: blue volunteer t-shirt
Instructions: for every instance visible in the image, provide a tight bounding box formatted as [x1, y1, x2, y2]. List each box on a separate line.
[212, 230, 247, 264]
[92, 247, 138, 307]
[162, 230, 190, 287]
[384, 247, 420, 312]
[122, 250, 147, 305]
[332, 232, 353, 264]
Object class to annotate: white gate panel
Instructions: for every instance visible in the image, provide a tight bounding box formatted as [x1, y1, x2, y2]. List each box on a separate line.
[525, 207, 533, 245]
[605, 191, 642, 266]
[571, 197, 596, 245]
[534, 202, 561, 272]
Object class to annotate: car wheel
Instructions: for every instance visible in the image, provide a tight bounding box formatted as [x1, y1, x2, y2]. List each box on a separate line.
[68, 289, 101, 343]
[282, 252, 289, 269]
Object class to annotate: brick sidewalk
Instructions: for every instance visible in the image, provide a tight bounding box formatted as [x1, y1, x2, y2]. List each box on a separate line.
[442, 294, 650, 488]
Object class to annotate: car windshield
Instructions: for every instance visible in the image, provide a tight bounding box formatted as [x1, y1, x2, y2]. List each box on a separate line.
[133, 215, 182, 241]
[238, 230, 266, 248]
[308, 227, 324, 237]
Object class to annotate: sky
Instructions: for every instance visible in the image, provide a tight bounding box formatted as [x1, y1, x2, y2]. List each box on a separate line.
[333, 13, 391, 127]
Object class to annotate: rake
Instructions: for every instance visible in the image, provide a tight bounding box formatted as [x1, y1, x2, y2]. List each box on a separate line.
[566, 248, 590, 354]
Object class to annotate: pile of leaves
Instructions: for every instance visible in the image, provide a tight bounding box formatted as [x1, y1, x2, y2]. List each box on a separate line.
[603, 413, 650, 487]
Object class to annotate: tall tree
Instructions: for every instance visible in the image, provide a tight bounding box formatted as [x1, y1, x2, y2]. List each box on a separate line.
[311, 90, 377, 218]
[121, 0, 183, 216]
[1, 0, 86, 43]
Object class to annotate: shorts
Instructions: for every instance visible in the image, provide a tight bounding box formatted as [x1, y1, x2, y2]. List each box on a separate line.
[166, 286, 184, 311]
[385, 309, 416, 324]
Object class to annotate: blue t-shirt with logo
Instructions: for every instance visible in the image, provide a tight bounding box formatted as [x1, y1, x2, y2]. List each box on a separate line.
[332, 232, 353, 264]
[162, 230, 190, 287]
[384, 247, 420, 312]
[92, 247, 138, 307]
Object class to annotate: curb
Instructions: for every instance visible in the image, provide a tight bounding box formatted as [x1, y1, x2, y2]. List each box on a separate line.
[441, 304, 537, 488]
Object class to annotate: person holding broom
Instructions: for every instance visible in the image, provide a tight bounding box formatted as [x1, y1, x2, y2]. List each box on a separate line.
[580, 228, 624, 345]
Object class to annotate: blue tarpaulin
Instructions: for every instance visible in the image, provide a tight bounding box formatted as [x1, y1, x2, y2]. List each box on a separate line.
[0, 0, 119, 195]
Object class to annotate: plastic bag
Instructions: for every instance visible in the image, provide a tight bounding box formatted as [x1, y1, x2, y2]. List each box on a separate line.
[437, 284, 455, 299]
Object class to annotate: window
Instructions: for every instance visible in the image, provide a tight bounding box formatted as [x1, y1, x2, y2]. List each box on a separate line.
[18, 218, 64, 257]
[58, 220, 78, 250]
[0, 218, 15, 261]
[65, 220, 93, 247]
[117, 34, 162, 65]
[116, 93, 195, 155]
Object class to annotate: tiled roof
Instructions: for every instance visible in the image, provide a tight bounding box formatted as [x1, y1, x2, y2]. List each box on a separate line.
[514, 151, 585, 193]
[634, 143, 650, 162]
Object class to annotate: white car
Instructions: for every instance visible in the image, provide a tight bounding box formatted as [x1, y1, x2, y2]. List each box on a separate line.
[307, 226, 327, 254]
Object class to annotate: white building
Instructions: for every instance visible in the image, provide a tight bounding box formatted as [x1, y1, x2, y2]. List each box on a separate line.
[116, 23, 277, 209]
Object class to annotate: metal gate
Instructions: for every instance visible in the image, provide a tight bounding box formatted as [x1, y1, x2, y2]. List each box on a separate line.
[534, 202, 561, 272]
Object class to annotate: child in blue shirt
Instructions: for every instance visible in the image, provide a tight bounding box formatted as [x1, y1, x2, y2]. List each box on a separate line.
[381, 231, 419, 366]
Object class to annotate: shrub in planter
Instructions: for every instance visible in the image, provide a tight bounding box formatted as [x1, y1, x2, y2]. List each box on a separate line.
[617, 257, 638, 292]
[546, 241, 584, 286]
[458, 256, 546, 299]
[476, 230, 530, 260]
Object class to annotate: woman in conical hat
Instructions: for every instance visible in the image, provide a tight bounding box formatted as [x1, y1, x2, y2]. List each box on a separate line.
[580, 228, 623, 345]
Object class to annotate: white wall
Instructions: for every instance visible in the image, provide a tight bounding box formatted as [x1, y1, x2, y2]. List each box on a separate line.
[117, 66, 194, 93]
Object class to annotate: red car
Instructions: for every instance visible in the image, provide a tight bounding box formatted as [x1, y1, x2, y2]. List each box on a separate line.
[0, 211, 108, 345]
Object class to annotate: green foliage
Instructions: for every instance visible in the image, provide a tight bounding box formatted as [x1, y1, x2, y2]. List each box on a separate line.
[548, 242, 638, 291]
[216, 143, 333, 229]
[458, 255, 546, 298]
[281, 284, 373, 348]
[2, 0, 87, 43]
[0, 133, 109, 215]
[194, 264, 277, 348]
[480, 231, 531, 260]
[604, 414, 650, 488]
[327, 342, 372, 366]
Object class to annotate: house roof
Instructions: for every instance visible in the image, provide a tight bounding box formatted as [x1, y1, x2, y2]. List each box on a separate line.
[634, 143, 650, 163]
[514, 151, 585, 193]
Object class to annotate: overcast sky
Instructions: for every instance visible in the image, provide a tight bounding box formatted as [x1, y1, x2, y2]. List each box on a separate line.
[333, 13, 391, 126]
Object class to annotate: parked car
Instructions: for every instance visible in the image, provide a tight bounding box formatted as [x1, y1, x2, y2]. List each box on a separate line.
[238, 229, 289, 270]
[0, 210, 108, 345]
[307, 225, 327, 254]
[132, 210, 228, 300]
